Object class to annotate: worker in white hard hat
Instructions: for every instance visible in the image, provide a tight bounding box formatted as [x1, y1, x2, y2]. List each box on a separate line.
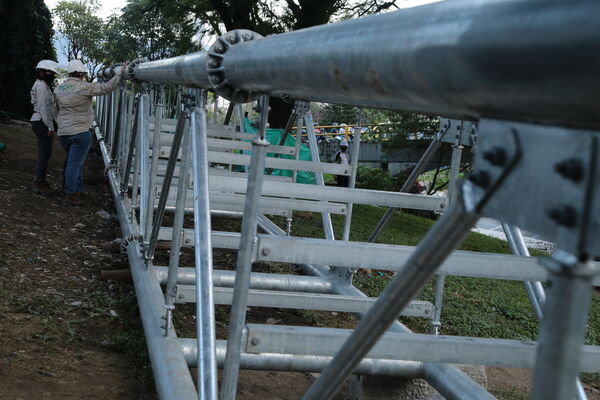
[54, 59, 126, 204]
[30, 59, 59, 195]
[334, 139, 350, 187]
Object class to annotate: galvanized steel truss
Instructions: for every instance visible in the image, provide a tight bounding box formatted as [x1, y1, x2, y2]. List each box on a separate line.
[93, 1, 600, 399]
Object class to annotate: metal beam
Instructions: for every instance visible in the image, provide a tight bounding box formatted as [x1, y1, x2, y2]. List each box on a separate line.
[243, 324, 600, 373]
[175, 285, 434, 318]
[179, 339, 424, 377]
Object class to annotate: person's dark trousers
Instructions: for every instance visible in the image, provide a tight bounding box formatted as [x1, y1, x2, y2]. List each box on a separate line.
[337, 175, 350, 187]
[30, 120, 53, 182]
[59, 130, 92, 195]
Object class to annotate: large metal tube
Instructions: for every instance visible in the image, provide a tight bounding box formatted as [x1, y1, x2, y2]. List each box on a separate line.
[219, 0, 600, 129]
[179, 339, 423, 377]
[133, 53, 211, 88]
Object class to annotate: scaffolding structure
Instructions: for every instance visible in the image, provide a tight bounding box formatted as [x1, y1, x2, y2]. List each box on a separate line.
[93, 1, 600, 399]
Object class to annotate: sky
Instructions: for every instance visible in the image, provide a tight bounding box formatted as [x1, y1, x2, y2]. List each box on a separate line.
[44, 0, 127, 19]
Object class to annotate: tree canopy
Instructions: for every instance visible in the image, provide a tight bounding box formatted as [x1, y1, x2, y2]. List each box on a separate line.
[53, 0, 106, 77]
[0, 0, 55, 118]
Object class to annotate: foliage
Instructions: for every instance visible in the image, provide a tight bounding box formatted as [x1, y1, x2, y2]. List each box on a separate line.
[105, 1, 199, 62]
[319, 102, 439, 145]
[355, 165, 398, 191]
[0, 0, 55, 118]
[53, 0, 106, 77]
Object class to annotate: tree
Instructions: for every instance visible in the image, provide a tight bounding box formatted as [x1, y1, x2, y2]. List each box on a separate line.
[0, 0, 55, 118]
[53, 0, 106, 77]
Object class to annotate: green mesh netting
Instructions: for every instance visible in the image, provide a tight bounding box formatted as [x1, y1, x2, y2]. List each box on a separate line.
[243, 118, 315, 184]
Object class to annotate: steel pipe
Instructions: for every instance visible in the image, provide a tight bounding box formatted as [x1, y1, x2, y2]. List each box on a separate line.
[221, 100, 271, 399]
[133, 53, 211, 88]
[190, 107, 219, 400]
[155, 267, 334, 294]
[179, 339, 424, 377]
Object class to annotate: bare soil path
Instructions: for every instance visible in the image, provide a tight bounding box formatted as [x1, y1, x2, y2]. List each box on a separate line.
[0, 121, 155, 399]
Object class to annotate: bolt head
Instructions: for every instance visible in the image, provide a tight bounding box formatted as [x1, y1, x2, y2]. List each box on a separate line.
[261, 247, 271, 256]
[483, 147, 507, 166]
[214, 45, 223, 53]
[251, 337, 260, 346]
[547, 205, 577, 228]
[554, 159, 584, 182]
[468, 170, 491, 188]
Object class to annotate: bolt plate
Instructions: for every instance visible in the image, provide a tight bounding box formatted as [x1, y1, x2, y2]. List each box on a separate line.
[438, 118, 478, 147]
[469, 119, 599, 258]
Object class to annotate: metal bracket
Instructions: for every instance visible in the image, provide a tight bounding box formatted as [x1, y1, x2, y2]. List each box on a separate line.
[438, 118, 478, 148]
[466, 119, 600, 259]
[207, 29, 263, 103]
[293, 100, 310, 116]
[126, 58, 148, 83]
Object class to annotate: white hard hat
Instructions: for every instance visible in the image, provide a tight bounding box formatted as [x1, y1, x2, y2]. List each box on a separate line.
[36, 60, 58, 74]
[340, 139, 348, 147]
[66, 59, 87, 74]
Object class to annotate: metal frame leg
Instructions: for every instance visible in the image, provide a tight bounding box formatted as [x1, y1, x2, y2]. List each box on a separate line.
[191, 106, 219, 400]
[163, 125, 192, 331]
[431, 143, 463, 334]
[532, 252, 595, 400]
[221, 95, 271, 400]
[146, 109, 188, 259]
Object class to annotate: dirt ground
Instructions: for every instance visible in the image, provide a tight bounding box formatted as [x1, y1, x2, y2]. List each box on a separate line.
[1, 120, 598, 399]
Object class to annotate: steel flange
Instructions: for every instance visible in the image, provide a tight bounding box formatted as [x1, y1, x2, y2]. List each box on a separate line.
[207, 29, 262, 104]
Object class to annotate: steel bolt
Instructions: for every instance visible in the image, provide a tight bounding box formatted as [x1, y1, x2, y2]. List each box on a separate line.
[251, 337, 260, 346]
[547, 205, 577, 228]
[554, 158, 584, 182]
[214, 45, 223, 53]
[209, 61, 219, 68]
[483, 147, 507, 166]
[211, 75, 222, 84]
[243, 33, 251, 40]
[261, 247, 271, 256]
[467, 170, 491, 188]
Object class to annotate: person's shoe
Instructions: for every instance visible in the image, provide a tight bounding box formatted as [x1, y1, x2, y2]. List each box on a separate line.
[33, 180, 53, 196]
[64, 193, 83, 205]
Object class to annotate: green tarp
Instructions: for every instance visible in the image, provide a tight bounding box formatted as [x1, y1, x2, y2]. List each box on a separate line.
[243, 119, 315, 184]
